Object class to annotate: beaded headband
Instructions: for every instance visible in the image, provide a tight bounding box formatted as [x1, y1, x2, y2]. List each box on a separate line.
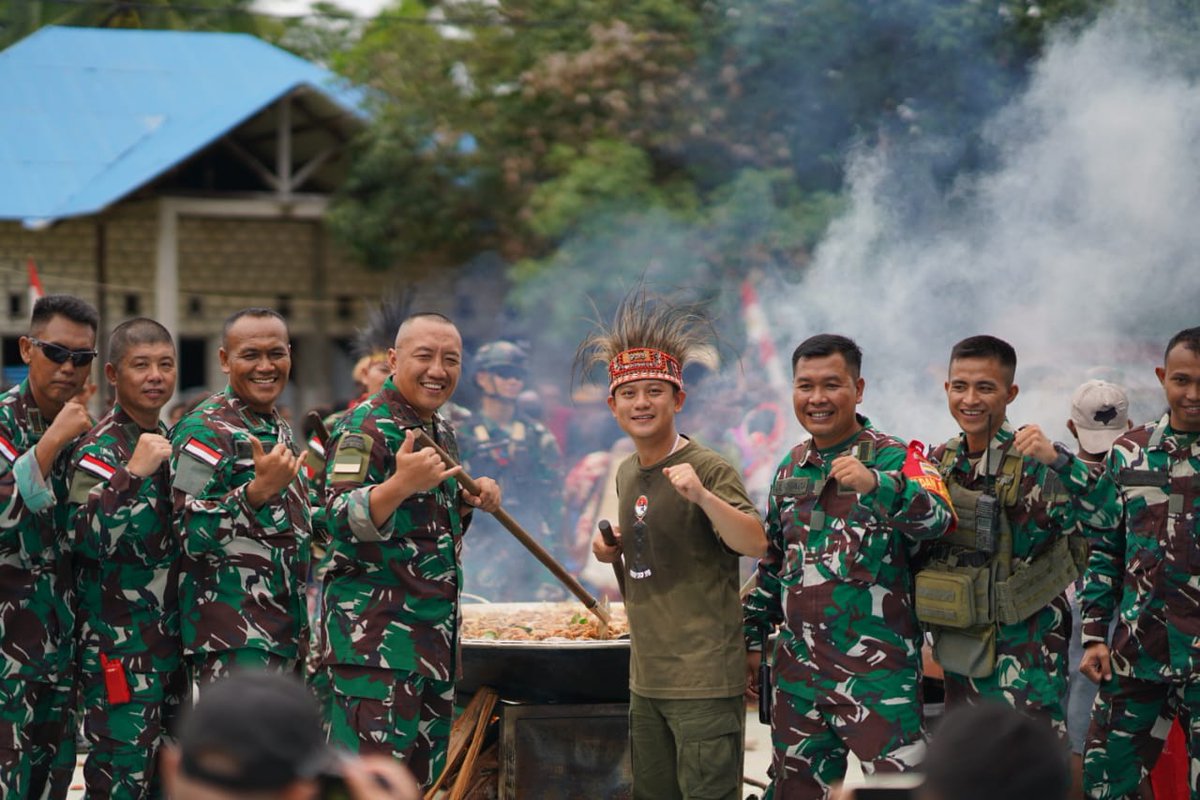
[608, 347, 683, 394]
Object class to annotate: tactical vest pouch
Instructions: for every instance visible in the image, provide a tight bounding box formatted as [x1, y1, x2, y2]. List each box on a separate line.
[931, 623, 996, 678]
[914, 561, 993, 629]
[994, 535, 1080, 625]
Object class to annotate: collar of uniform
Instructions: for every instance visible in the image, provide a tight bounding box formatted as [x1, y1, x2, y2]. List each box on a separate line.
[17, 379, 47, 434]
[952, 418, 1015, 475]
[379, 376, 446, 432]
[800, 414, 873, 467]
[223, 385, 283, 434]
[108, 403, 167, 441]
[1154, 413, 1200, 457]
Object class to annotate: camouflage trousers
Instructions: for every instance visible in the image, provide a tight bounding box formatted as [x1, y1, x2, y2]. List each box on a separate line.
[942, 601, 1070, 738]
[766, 677, 926, 800]
[628, 692, 745, 800]
[1083, 672, 1200, 799]
[0, 678, 76, 799]
[81, 667, 186, 799]
[188, 648, 298, 693]
[326, 664, 454, 789]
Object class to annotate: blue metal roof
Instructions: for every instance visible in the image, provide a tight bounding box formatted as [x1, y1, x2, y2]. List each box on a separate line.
[0, 26, 365, 226]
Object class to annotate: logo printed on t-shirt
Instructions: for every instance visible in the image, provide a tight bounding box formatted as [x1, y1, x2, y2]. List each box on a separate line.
[635, 494, 648, 520]
[629, 494, 652, 580]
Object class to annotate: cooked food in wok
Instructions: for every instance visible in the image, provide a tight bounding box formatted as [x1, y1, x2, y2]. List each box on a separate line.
[461, 602, 629, 641]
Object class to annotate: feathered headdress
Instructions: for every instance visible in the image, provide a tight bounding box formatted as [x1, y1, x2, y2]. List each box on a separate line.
[575, 289, 714, 394]
[354, 289, 417, 359]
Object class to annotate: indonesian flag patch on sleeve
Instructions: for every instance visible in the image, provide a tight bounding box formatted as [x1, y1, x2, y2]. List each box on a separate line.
[183, 437, 222, 468]
[0, 435, 18, 463]
[902, 439, 957, 530]
[78, 454, 117, 481]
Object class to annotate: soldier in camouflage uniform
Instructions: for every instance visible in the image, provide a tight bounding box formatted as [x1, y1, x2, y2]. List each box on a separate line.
[1073, 327, 1200, 799]
[742, 334, 957, 799]
[0, 295, 99, 798]
[67, 318, 185, 798]
[460, 340, 565, 601]
[171, 308, 310, 689]
[922, 335, 1100, 734]
[321, 312, 500, 788]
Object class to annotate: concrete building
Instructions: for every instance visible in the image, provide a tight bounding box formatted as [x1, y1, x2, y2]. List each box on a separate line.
[0, 25, 464, 416]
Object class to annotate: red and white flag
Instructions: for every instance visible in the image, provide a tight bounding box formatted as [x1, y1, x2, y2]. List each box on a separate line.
[27, 258, 44, 312]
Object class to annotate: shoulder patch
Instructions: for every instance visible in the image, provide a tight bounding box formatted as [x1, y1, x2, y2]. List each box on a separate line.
[173, 454, 217, 497]
[68, 470, 103, 505]
[78, 454, 117, 482]
[182, 437, 222, 468]
[330, 431, 374, 484]
[0, 434, 19, 463]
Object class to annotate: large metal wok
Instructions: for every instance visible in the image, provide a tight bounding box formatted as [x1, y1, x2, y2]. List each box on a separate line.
[458, 602, 630, 704]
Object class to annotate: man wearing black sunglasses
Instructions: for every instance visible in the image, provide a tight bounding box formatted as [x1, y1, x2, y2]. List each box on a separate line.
[0, 293, 100, 799]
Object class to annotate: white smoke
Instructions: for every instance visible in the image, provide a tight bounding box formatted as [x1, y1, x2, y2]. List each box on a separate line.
[765, 2, 1200, 446]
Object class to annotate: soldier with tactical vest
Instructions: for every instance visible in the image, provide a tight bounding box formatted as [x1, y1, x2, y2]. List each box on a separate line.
[67, 317, 184, 798]
[171, 308, 311, 689]
[459, 340, 565, 601]
[1072, 327, 1200, 799]
[0, 294, 98, 798]
[743, 334, 957, 799]
[917, 335, 1098, 733]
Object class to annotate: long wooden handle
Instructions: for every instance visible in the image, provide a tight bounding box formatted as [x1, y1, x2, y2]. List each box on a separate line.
[415, 430, 611, 627]
[598, 519, 626, 598]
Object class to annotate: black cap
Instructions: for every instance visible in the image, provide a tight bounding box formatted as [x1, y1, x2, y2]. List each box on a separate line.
[178, 671, 340, 791]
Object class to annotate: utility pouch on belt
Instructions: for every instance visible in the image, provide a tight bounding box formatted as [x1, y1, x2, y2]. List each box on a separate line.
[994, 535, 1080, 625]
[914, 560, 993, 629]
[931, 623, 996, 679]
[101, 654, 131, 706]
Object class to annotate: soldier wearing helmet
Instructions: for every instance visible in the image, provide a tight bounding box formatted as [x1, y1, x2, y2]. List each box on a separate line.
[459, 340, 565, 601]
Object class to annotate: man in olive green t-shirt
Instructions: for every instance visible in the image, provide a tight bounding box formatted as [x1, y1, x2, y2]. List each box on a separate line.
[587, 297, 766, 800]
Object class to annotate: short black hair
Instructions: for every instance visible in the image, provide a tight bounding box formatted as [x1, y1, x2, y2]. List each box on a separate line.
[790, 334, 863, 377]
[1165, 327, 1200, 363]
[108, 318, 174, 367]
[394, 311, 458, 345]
[923, 702, 1068, 800]
[950, 335, 1017, 383]
[31, 294, 99, 334]
[222, 308, 288, 347]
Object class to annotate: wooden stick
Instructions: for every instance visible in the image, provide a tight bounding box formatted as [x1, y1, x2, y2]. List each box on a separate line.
[426, 687, 497, 799]
[449, 690, 498, 800]
[415, 430, 611, 628]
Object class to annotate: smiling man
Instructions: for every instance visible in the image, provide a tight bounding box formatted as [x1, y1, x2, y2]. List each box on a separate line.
[920, 335, 1099, 736]
[0, 294, 98, 799]
[742, 334, 956, 799]
[66, 317, 184, 798]
[1070, 327, 1200, 798]
[170, 308, 311, 690]
[585, 294, 766, 800]
[319, 312, 500, 789]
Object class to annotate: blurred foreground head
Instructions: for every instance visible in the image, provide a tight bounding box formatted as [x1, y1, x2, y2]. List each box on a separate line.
[922, 702, 1069, 800]
[162, 672, 338, 800]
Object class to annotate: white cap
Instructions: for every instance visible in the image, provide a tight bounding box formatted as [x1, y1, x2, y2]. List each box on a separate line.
[1070, 379, 1130, 455]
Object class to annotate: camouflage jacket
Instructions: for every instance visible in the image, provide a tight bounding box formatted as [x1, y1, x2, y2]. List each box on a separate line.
[743, 417, 955, 691]
[321, 377, 468, 680]
[460, 413, 562, 525]
[0, 380, 81, 682]
[67, 404, 179, 673]
[1076, 414, 1200, 681]
[170, 387, 311, 659]
[927, 421, 1097, 649]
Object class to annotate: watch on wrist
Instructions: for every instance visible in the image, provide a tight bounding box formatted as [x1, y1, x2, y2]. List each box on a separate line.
[1051, 442, 1073, 471]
